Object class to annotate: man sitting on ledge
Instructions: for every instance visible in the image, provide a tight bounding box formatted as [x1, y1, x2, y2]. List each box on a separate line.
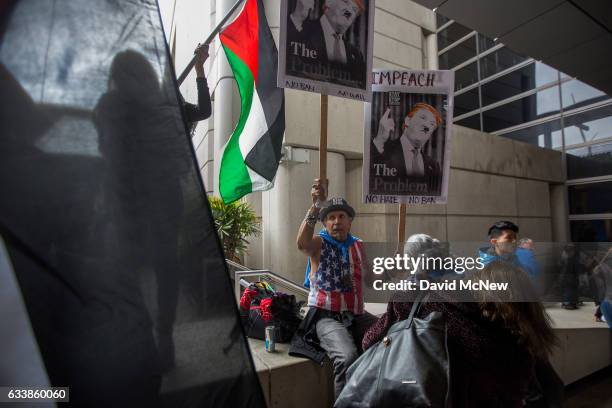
[291, 178, 376, 400]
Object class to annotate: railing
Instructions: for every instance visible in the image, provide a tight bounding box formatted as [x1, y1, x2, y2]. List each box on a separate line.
[231, 264, 309, 303]
[226, 258, 252, 272]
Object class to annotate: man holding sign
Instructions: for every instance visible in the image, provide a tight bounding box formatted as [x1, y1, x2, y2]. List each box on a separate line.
[294, 179, 376, 400]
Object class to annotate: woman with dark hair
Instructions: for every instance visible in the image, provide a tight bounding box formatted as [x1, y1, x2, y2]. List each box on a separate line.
[362, 260, 558, 407]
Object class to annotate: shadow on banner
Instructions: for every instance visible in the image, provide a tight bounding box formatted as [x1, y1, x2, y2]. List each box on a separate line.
[0, 1, 265, 406]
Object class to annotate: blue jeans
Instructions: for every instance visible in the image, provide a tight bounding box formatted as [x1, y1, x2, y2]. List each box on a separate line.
[601, 299, 612, 329]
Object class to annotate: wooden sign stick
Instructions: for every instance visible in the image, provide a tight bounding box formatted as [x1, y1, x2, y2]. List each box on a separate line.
[397, 203, 407, 253]
[319, 94, 328, 197]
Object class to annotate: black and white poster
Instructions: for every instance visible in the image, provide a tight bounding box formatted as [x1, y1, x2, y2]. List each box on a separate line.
[363, 69, 454, 204]
[278, 0, 374, 102]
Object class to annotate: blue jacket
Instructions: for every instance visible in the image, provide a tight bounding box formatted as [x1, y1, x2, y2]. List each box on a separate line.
[478, 247, 539, 278]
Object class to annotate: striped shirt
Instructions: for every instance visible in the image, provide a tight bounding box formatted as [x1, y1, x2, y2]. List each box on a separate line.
[308, 239, 364, 314]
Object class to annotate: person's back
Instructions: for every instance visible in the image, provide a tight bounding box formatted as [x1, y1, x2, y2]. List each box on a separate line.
[363, 294, 532, 407]
[363, 261, 557, 407]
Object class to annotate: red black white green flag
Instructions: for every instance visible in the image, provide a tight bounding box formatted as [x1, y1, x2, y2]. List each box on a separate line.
[219, 0, 285, 204]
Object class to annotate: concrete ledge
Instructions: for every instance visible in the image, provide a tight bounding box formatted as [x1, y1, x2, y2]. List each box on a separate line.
[547, 303, 612, 385]
[249, 339, 334, 408]
[249, 303, 611, 407]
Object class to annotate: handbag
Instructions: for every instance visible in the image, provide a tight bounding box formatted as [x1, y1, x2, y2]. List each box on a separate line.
[335, 293, 451, 408]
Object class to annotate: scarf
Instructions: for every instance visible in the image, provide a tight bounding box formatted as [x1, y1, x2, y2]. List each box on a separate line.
[303, 229, 359, 288]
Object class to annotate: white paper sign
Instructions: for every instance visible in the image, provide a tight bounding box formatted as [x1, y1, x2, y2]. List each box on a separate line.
[363, 69, 455, 204]
[278, 0, 375, 102]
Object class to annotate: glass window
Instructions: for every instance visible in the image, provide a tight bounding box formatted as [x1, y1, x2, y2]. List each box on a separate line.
[436, 13, 450, 28]
[481, 65, 532, 106]
[561, 79, 608, 110]
[500, 119, 562, 149]
[439, 35, 476, 70]
[482, 88, 561, 132]
[570, 219, 612, 242]
[479, 47, 527, 80]
[569, 182, 612, 215]
[534, 62, 559, 87]
[567, 141, 612, 180]
[454, 61, 479, 91]
[437, 22, 472, 50]
[477, 34, 496, 52]
[454, 88, 480, 117]
[455, 114, 481, 131]
[535, 86, 562, 116]
[563, 104, 612, 147]
[480, 62, 559, 107]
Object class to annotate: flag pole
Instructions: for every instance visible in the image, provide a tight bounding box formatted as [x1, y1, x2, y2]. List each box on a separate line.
[397, 203, 406, 254]
[320, 94, 328, 197]
[176, 0, 246, 86]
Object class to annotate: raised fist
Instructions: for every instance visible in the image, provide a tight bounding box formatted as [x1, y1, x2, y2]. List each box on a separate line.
[311, 178, 328, 206]
[194, 43, 209, 66]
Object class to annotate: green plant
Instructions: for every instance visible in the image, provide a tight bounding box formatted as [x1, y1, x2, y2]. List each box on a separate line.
[208, 196, 261, 262]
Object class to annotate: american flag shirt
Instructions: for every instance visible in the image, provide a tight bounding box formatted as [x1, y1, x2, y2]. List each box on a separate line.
[308, 239, 364, 314]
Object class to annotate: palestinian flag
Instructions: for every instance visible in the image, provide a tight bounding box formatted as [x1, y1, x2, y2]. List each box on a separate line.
[218, 0, 285, 203]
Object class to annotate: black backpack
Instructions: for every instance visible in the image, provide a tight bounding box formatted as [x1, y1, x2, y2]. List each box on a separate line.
[239, 281, 302, 342]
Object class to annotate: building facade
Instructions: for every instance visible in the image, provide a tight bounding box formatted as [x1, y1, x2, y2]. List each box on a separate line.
[163, 0, 578, 283]
[436, 14, 612, 243]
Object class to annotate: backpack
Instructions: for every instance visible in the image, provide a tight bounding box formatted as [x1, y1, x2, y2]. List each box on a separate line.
[239, 281, 302, 343]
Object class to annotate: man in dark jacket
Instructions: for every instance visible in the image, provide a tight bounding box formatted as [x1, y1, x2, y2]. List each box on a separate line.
[181, 43, 212, 134]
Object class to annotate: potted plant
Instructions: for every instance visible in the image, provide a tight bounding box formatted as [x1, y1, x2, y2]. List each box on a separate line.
[208, 196, 261, 264]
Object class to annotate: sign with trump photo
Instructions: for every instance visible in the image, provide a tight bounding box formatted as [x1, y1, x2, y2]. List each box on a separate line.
[278, 0, 375, 102]
[363, 69, 454, 204]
